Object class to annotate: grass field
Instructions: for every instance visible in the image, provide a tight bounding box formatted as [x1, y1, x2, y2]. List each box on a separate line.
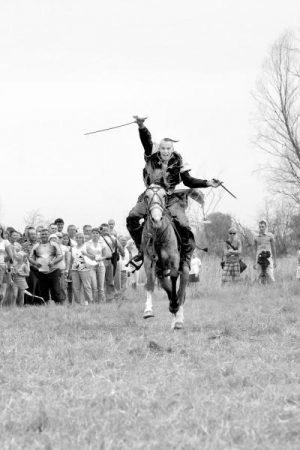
[1, 258, 300, 449]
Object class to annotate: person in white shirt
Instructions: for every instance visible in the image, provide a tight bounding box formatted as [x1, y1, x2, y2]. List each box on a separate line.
[11, 251, 30, 307]
[67, 224, 77, 247]
[85, 228, 106, 302]
[126, 238, 139, 289]
[100, 224, 125, 301]
[0, 225, 14, 303]
[119, 237, 131, 293]
[68, 233, 93, 305]
[189, 251, 202, 283]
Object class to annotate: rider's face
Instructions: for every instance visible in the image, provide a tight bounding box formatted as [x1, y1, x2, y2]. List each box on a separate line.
[159, 141, 173, 162]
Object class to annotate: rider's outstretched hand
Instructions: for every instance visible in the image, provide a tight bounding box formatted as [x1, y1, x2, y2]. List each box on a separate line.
[133, 115, 148, 128]
[207, 178, 222, 188]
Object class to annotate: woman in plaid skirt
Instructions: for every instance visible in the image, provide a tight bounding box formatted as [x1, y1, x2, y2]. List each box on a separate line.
[222, 227, 242, 285]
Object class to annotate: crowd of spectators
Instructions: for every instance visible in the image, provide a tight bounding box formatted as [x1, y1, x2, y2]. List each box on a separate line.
[0, 218, 139, 307]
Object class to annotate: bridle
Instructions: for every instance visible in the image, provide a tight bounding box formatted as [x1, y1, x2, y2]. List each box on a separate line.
[144, 185, 166, 216]
[143, 185, 173, 263]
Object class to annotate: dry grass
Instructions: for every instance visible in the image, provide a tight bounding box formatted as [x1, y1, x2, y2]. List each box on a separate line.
[1, 258, 300, 449]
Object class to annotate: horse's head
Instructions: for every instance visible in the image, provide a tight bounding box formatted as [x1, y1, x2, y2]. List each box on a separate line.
[144, 184, 166, 228]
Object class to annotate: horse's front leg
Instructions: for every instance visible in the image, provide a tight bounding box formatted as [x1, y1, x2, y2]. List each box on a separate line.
[169, 275, 179, 314]
[171, 264, 189, 330]
[143, 256, 155, 319]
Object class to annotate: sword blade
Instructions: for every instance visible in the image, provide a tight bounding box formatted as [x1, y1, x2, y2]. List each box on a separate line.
[84, 121, 136, 135]
[220, 183, 237, 199]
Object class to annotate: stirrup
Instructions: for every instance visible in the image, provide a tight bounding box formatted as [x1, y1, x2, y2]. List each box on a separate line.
[126, 257, 143, 273]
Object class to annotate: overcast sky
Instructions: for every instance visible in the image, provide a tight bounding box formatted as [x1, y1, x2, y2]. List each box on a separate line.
[1, 0, 299, 233]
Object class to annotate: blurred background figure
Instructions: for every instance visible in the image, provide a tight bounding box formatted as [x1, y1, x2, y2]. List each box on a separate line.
[54, 218, 65, 233]
[67, 224, 77, 247]
[126, 238, 139, 289]
[108, 219, 117, 237]
[119, 236, 130, 296]
[189, 251, 202, 283]
[83, 224, 93, 239]
[11, 251, 30, 307]
[85, 228, 106, 302]
[222, 227, 242, 285]
[69, 233, 93, 306]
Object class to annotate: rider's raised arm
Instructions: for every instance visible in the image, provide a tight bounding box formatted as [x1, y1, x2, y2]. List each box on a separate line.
[133, 116, 153, 158]
[181, 170, 209, 188]
[139, 126, 153, 159]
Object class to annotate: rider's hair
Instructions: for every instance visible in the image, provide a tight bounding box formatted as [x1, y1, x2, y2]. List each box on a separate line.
[159, 139, 174, 149]
[259, 220, 267, 226]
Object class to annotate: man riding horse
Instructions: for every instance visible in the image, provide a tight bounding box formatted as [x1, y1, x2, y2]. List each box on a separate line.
[126, 116, 221, 270]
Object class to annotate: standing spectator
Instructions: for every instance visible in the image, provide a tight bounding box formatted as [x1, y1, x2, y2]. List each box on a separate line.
[54, 218, 65, 233]
[67, 224, 77, 247]
[108, 219, 118, 237]
[9, 230, 22, 258]
[36, 225, 44, 241]
[85, 228, 106, 302]
[22, 227, 41, 304]
[100, 223, 125, 301]
[83, 225, 93, 238]
[119, 236, 130, 295]
[29, 229, 63, 304]
[221, 227, 242, 285]
[62, 233, 73, 303]
[22, 228, 37, 256]
[126, 238, 139, 289]
[11, 251, 30, 307]
[253, 220, 276, 282]
[189, 251, 202, 283]
[22, 226, 32, 244]
[0, 225, 13, 302]
[50, 233, 71, 304]
[68, 233, 93, 305]
[48, 223, 58, 236]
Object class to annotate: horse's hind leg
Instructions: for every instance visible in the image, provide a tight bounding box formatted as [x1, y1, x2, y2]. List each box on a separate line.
[143, 257, 155, 319]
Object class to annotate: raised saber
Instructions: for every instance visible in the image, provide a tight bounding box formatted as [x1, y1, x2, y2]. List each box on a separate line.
[220, 183, 237, 199]
[84, 120, 136, 136]
[212, 179, 237, 199]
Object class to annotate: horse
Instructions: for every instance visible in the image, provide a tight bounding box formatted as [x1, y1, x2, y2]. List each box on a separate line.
[141, 183, 189, 330]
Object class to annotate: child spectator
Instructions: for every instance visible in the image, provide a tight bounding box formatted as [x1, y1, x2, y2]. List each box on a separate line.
[11, 251, 30, 306]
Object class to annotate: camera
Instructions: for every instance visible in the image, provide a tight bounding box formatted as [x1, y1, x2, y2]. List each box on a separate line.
[257, 250, 271, 268]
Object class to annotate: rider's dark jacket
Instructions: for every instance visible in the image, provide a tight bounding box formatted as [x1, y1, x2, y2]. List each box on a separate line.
[139, 126, 208, 194]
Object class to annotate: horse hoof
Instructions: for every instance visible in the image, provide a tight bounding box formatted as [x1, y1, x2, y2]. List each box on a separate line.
[169, 305, 179, 314]
[174, 321, 184, 330]
[143, 310, 154, 319]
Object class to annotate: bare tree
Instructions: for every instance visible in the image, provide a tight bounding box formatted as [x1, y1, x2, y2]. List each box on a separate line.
[254, 30, 300, 204]
[24, 209, 46, 228]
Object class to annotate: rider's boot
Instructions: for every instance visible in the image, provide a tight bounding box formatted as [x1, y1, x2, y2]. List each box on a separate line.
[179, 228, 195, 271]
[126, 216, 144, 263]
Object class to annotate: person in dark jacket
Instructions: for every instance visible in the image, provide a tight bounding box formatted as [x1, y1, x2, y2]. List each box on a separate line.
[126, 116, 221, 269]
